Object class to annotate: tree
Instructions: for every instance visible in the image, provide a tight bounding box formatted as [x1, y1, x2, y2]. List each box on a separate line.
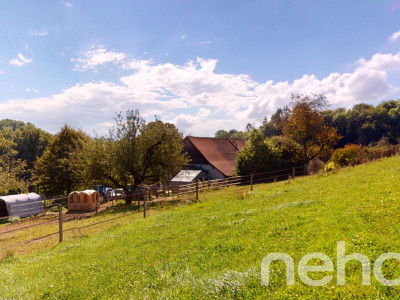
[215, 128, 248, 138]
[82, 110, 189, 204]
[266, 135, 303, 168]
[278, 94, 341, 171]
[34, 125, 88, 196]
[215, 130, 229, 138]
[235, 130, 303, 176]
[0, 156, 27, 195]
[235, 130, 279, 176]
[0, 120, 52, 183]
[260, 107, 288, 138]
[0, 131, 27, 195]
[14, 124, 53, 171]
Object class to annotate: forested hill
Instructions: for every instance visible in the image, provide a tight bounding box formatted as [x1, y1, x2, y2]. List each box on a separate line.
[0, 120, 53, 194]
[218, 99, 400, 147]
[264, 99, 400, 147]
[0, 119, 52, 169]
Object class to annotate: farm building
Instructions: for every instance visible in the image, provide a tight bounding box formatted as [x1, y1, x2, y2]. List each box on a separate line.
[0, 193, 44, 218]
[68, 190, 101, 211]
[183, 136, 246, 179]
[170, 170, 209, 185]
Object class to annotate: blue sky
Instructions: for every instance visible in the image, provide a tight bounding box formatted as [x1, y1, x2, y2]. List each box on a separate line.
[1, 1, 400, 136]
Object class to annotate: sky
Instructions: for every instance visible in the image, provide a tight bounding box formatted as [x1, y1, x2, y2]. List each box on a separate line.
[0, 0, 400, 136]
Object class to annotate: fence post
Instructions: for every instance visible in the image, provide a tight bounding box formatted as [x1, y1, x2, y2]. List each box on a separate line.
[58, 204, 63, 243]
[293, 167, 296, 180]
[196, 180, 199, 200]
[143, 189, 147, 218]
[177, 184, 180, 198]
[250, 173, 253, 191]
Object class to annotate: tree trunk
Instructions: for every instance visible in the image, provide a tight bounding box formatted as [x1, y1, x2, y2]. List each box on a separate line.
[303, 162, 308, 175]
[125, 193, 133, 205]
[124, 183, 139, 205]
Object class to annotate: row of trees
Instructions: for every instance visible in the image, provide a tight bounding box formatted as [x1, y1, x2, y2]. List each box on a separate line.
[235, 94, 341, 175]
[0, 120, 52, 194]
[33, 110, 189, 202]
[259, 99, 400, 146]
[215, 96, 400, 175]
[218, 98, 400, 148]
[2, 95, 399, 197]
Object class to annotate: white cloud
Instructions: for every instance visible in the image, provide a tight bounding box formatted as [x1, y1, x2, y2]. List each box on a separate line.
[61, 1, 72, 7]
[194, 40, 212, 45]
[0, 70, 5, 75]
[29, 29, 48, 37]
[71, 47, 126, 71]
[1, 50, 400, 136]
[389, 30, 400, 42]
[9, 53, 33, 66]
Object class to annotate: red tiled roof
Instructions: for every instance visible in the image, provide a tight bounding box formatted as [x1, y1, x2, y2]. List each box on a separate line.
[185, 136, 246, 177]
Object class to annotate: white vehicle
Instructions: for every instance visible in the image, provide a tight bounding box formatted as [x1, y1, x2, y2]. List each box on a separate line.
[112, 188, 126, 199]
[103, 187, 114, 201]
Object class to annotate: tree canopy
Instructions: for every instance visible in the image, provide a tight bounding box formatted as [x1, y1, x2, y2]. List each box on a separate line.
[34, 125, 88, 196]
[80, 110, 189, 203]
[278, 94, 341, 167]
[0, 120, 52, 195]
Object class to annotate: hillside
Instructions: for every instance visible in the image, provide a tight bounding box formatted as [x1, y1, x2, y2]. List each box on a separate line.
[1, 156, 400, 298]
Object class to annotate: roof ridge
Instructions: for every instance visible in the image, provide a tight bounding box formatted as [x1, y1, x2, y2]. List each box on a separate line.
[226, 137, 239, 151]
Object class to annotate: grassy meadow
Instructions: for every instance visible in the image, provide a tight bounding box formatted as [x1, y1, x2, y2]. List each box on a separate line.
[1, 156, 400, 298]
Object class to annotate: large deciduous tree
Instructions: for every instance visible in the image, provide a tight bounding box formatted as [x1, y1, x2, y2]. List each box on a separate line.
[278, 94, 341, 171]
[235, 130, 303, 176]
[82, 110, 189, 204]
[34, 125, 88, 196]
[0, 131, 27, 195]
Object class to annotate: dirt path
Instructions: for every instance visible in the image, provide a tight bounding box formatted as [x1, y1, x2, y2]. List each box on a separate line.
[0, 195, 185, 236]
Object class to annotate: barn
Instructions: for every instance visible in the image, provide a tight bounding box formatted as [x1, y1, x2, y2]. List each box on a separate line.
[0, 193, 44, 218]
[183, 136, 246, 179]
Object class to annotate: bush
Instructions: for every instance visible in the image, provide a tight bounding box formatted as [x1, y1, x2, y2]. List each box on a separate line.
[7, 216, 21, 224]
[235, 131, 280, 176]
[324, 161, 337, 172]
[331, 144, 363, 167]
[363, 145, 399, 161]
[307, 157, 325, 174]
[235, 132, 304, 176]
[266, 136, 303, 168]
[330, 142, 400, 170]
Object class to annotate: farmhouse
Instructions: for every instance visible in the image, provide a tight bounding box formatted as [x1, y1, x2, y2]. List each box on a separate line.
[0, 193, 44, 218]
[183, 136, 246, 179]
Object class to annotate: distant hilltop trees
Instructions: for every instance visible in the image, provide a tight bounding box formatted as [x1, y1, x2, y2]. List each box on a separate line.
[219, 95, 400, 176]
[217, 98, 400, 147]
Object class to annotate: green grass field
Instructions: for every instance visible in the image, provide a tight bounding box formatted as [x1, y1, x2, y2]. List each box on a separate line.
[1, 156, 400, 299]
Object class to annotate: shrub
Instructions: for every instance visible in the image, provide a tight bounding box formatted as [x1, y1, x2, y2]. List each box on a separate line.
[266, 136, 303, 168]
[235, 131, 281, 176]
[235, 132, 304, 176]
[307, 157, 325, 174]
[7, 216, 21, 224]
[324, 161, 337, 172]
[363, 145, 399, 161]
[331, 144, 363, 167]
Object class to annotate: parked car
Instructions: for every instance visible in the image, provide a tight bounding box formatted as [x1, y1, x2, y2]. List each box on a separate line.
[112, 188, 126, 199]
[103, 187, 114, 202]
